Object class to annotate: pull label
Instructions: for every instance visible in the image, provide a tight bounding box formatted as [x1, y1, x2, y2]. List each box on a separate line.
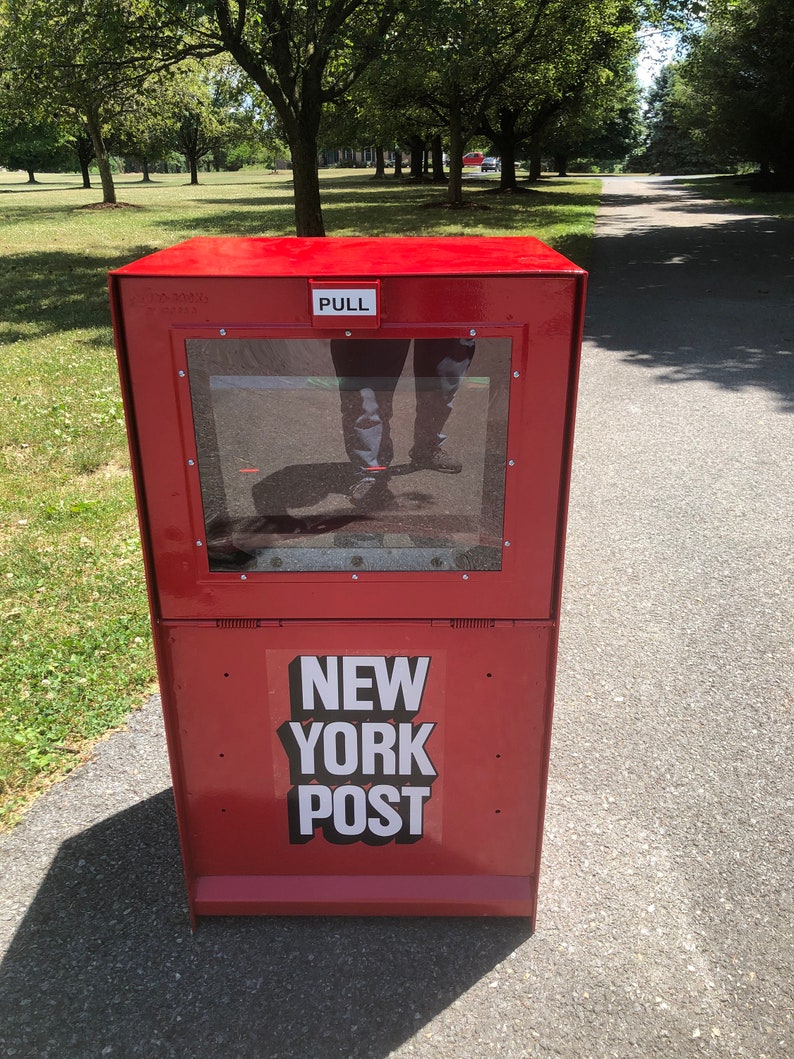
[310, 281, 380, 328]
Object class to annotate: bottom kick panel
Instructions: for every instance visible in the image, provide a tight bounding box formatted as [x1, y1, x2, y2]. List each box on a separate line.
[193, 873, 535, 918]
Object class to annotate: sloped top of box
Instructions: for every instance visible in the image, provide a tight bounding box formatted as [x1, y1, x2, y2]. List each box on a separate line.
[111, 236, 585, 278]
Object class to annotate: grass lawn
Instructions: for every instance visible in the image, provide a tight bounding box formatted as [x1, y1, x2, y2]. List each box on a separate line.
[0, 166, 600, 826]
[683, 174, 794, 220]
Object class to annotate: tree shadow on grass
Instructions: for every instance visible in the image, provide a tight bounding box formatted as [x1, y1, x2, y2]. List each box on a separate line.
[155, 178, 600, 240]
[0, 790, 531, 1059]
[0, 182, 89, 195]
[0, 248, 158, 344]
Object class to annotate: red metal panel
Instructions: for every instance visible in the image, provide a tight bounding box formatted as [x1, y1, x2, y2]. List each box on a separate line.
[111, 275, 584, 621]
[192, 874, 534, 918]
[157, 620, 556, 919]
[111, 236, 582, 280]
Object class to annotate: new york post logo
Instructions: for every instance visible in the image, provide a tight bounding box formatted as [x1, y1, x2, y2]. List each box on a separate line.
[278, 655, 437, 845]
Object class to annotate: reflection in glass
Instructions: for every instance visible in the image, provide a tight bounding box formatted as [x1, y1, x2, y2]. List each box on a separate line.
[186, 337, 510, 572]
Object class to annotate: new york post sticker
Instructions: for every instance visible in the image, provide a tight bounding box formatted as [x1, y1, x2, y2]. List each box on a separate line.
[276, 654, 441, 844]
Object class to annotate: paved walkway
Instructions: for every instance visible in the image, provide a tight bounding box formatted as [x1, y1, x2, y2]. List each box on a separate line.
[1, 176, 792, 1058]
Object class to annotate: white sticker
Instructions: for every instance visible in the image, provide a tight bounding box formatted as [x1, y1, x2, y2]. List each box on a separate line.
[311, 287, 378, 316]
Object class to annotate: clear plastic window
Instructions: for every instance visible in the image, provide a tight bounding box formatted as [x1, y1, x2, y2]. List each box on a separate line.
[186, 336, 510, 572]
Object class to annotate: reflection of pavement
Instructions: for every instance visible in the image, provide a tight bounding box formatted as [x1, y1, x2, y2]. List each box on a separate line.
[206, 374, 502, 570]
[206, 459, 501, 572]
[1, 178, 792, 1057]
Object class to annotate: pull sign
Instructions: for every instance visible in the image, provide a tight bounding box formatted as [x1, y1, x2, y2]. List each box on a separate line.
[310, 280, 380, 329]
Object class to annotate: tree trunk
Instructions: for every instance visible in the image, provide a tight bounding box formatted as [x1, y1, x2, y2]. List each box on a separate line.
[73, 132, 93, 188]
[393, 150, 403, 178]
[189, 152, 199, 185]
[75, 135, 94, 189]
[431, 135, 445, 182]
[485, 108, 519, 191]
[78, 158, 91, 188]
[554, 152, 568, 177]
[373, 145, 386, 179]
[447, 103, 465, 205]
[289, 134, 325, 236]
[141, 157, 152, 182]
[496, 139, 518, 191]
[84, 106, 116, 204]
[407, 135, 424, 180]
[527, 142, 543, 183]
[26, 170, 37, 183]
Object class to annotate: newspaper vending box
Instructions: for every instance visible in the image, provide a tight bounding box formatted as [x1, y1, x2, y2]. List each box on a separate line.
[109, 236, 586, 924]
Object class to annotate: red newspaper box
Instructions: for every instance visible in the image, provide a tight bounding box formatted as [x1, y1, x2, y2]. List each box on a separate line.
[109, 237, 586, 925]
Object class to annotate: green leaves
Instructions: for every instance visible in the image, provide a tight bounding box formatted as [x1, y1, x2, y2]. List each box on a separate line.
[666, 0, 794, 180]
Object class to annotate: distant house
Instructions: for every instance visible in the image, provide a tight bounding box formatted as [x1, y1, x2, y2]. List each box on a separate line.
[318, 147, 405, 168]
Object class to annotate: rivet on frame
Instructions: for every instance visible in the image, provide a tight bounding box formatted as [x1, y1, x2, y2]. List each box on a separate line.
[219, 328, 227, 336]
[513, 370, 520, 379]
[178, 370, 186, 378]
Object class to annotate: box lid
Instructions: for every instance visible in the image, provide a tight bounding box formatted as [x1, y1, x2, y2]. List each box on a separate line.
[110, 236, 585, 279]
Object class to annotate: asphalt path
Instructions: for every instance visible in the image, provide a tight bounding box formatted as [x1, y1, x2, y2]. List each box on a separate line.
[1, 175, 792, 1058]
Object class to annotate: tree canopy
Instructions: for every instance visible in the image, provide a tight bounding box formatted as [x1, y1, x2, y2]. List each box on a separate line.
[5, 0, 786, 230]
[674, 0, 794, 185]
[1, 0, 200, 202]
[177, 0, 410, 233]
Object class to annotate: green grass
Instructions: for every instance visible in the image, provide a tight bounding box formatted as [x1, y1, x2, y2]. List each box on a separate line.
[0, 166, 600, 826]
[683, 175, 794, 220]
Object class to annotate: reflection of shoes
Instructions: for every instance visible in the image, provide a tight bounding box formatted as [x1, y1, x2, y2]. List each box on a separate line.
[349, 475, 389, 508]
[409, 448, 463, 474]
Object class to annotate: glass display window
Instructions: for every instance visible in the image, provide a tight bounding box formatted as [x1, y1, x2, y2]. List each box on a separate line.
[185, 334, 511, 573]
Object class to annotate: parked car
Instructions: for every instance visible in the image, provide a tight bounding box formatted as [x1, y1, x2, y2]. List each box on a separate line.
[462, 151, 485, 167]
[481, 157, 501, 172]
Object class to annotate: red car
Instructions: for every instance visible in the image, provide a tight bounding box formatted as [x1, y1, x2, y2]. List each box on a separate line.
[462, 152, 485, 167]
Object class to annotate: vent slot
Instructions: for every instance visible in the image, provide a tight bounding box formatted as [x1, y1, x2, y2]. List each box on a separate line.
[216, 618, 259, 629]
[451, 619, 496, 629]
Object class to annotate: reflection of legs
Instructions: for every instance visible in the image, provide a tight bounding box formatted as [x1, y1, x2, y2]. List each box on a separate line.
[330, 339, 410, 474]
[337, 384, 397, 470]
[411, 338, 475, 471]
[331, 339, 411, 504]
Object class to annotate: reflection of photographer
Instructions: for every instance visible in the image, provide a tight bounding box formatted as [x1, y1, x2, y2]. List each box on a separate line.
[330, 337, 475, 505]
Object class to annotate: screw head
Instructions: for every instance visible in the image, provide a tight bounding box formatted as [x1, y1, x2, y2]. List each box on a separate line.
[508, 459, 515, 467]
[187, 459, 195, 467]
[513, 370, 520, 379]
[462, 574, 469, 581]
[345, 330, 352, 337]
[178, 370, 186, 378]
[352, 573, 359, 580]
[196, 540, 203, 547]
[219, 328, 227, 336]
[240, 574, 247, 581]
[469, 329, 477, 337]
[504, 540, 511, 548]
